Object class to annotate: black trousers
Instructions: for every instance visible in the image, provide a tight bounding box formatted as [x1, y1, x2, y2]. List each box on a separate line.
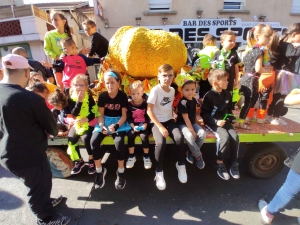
[127, 128, 150, 149]
[151, 119, 185, 172]
[91, 131, 127, 161]
[68, 126, 94, 158]
[206, 122, 239, 162]
[267, 93, 287, 118]
[239, 75, 259, 119]
[11, 157, 56, 222]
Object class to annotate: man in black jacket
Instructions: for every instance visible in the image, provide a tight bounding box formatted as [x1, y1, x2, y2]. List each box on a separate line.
[0, 54, 71, 225]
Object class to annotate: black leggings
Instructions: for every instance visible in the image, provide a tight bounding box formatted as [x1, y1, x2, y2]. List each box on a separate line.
[127, 128, 150, 149]
[68, 126, 94, 158]
[206, 122, 239, 162]
[91, 131, 127, 161]
[239, 75, 259, 119]
[259, 87, 273, 110]
[151, 119, 185, 172]
[267, 93, 287, 118]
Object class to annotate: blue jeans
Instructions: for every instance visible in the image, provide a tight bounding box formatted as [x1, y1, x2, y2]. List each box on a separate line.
[267, 169, 300, 215]
[178, 123, 206, 158]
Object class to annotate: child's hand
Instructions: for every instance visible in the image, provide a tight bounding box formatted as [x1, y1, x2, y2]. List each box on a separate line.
[133, 127, 139, 132]
[41, 60, 51, 68]
[159, 126, 169, 138]
[143, 123, 147, 130]
[217, 120, 226, 127]
[77, 91, 85, 102]
[100, 57, 106, 63]
[232, 120, 239, 127]
[108, 124, 116, 133]
[57, 131, 68, 137]
[76, 117, 88, 125]
[191, 131, 197, 140]
[79, 47, 91, 55]
[102, 126, 108, 134]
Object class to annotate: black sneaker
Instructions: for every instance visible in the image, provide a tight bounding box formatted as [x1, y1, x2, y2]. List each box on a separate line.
[51, 195, 63, 207]
[215, 163, 230, 180]
[37, 214, 71, 225]
[230, 162, 240, 179]
[88, 160, 96, 175]
[115, 171, 126, 190]
[94, 167, 107, 189]
[71, 160, 85, 175]
[195, 156, 205, 169]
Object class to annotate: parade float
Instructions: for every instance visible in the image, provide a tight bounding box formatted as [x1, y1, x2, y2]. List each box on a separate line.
[48, 26, 300, 181]
[92, 26, 205, 95]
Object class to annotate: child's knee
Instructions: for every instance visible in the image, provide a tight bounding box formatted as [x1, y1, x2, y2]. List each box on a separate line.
[197, 129, 206, 139]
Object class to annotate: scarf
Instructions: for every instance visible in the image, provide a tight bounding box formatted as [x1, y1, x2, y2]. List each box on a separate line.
[218, 49, 231, 70]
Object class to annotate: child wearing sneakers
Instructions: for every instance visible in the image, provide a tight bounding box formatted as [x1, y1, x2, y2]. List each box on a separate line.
[200, 70, 240, 180]
[91, 70, 131, 190]
[66, 75, 98, 175]
[147, 64, 187, 190]
[267, 23, 300, 125]
[177, 80, 206, 169]
[213, 30, 240, 93]
[126, 80, 152, 169]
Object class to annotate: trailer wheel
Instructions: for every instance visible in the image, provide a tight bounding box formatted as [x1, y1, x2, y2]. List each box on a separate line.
[243, 143, 287, 179]
[47, 147, 73, 178]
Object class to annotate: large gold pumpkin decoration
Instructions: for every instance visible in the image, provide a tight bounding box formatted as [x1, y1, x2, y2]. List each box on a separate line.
[108, 26, 187, 78]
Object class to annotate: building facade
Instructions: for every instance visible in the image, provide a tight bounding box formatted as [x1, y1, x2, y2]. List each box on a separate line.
[93, 0, 300, 40]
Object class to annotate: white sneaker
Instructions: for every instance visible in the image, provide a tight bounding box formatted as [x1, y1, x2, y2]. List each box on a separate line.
[154, 171, 166, 190]
[258, 199, 274, 224]
[278, 117, 287, 125]
[126, 156, 136, 169]
[265, 115, 273, 123]
[271, 118, 287, 126]
[256, 118, 265, 124]
[143, 157, 152, 169]
[176, 162, 187, 183]
[270, 118, 280, 125]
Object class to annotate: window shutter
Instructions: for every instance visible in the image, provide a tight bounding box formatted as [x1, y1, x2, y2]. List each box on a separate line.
[149, 0, 172, 10]
[292, 0, 300, 13]
[223, 0, 245, 10]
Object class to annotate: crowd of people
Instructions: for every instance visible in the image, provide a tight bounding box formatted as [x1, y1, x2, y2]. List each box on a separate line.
[0, 9, 300, 225]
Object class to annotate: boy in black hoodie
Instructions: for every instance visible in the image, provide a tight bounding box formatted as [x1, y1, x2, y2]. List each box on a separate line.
[200, 69, 240, 181]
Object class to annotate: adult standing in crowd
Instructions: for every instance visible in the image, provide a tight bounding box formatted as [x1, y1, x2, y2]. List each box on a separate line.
[258, 88, 300, 224]
[0, 54, 71, 225]
[12, 47, 55, 84]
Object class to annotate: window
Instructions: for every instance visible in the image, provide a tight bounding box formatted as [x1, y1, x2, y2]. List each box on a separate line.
[223, 0, 245, 10]
[291, 0, 300, 13]
[149, 0, 171, 11]
[0, 43, 32, 58]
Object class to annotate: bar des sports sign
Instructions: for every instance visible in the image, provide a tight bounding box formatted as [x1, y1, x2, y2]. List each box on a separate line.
[146, 18, 286, 64]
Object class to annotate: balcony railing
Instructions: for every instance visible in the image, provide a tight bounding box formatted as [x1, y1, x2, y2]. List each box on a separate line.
[0, 4, 51, 23]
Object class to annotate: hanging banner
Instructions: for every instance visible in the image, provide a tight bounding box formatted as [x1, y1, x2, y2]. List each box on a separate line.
[146, 18, 287, 65]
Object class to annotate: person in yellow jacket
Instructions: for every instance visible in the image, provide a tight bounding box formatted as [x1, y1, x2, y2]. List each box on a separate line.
[193, 34, 219, 98]
[44, 10, 72, 91]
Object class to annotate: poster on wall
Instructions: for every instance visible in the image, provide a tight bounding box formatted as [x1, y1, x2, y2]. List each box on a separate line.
[146, 18, 287, 65]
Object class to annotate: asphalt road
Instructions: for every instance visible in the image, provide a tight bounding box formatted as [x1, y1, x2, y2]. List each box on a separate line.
[1, 107, 300, 225]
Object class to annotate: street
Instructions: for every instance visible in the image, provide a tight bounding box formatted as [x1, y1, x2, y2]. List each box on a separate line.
[0, 107, 300, 225]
